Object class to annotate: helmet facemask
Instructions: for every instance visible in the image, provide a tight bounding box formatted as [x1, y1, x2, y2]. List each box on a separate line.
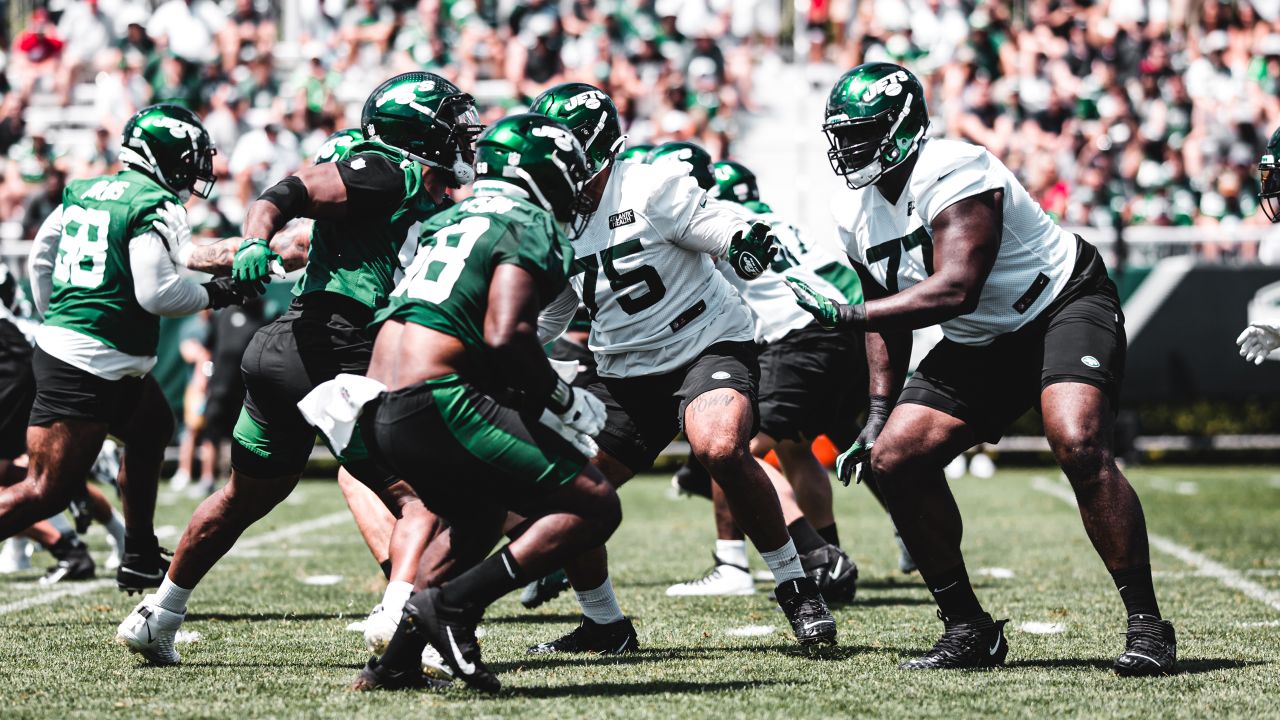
[1260, 154, 1280, 222]
[824, 93, 926, 190]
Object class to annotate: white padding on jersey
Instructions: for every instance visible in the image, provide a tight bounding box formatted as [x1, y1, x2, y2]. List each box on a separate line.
[35, 325, 157, 381]
[297, 374, 387, 455]
[642, 163, 707, 244]
[915, 147, 1002, 224]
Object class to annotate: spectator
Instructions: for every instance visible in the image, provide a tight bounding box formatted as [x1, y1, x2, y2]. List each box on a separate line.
[147, 0, 226, 66]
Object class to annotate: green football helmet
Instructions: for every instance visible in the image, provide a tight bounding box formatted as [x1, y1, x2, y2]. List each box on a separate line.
[1259, 126, 1280, 222]
[529, 83, 624, 179]
[119, 103, 216, 198]
[650, 141, 715, 190]
[711, 160, 760, 204]
[361, 72, 483, 188]
[823, 62, 929, 189]
[475, 114, 591, 231]
[313, 128, 364, 164]
[616, 144, 653, 164]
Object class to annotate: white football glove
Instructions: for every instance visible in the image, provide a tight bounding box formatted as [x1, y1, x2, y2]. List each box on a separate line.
[539, 408, 599, 458]
[555, 385, 606, 438]
[1236, 324, 1280, 365]
[151, 201, 191, 255]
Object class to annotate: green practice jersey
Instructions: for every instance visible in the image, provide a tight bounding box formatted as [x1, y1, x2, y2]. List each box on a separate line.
[43, 169, 178, 356]
[375, 192, 571, 371]
[294, 140, 447, 309]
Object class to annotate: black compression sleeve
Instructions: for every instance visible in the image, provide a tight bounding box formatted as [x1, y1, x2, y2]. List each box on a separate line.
[258, 176, 308, 219]
[336, 153, 408, 217]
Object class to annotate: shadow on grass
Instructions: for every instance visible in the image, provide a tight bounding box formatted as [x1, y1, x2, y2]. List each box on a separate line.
[501, 679, 784, 699]
[1004, 657, 1266, 675]
[845, 595, 935, 607]
[482, 612, 588, 625]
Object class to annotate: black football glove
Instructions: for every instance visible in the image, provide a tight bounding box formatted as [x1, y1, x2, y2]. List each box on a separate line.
[203, 276, 264, 310]
[836, 394, 893, 486]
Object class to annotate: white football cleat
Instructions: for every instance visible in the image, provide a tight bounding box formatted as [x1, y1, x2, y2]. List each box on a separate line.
[362, 603, 402, 655]
[944, 454, 968, 480]
[666, 556, 755, 596]
[421, 643, 454, 681]
[105, 533, 122, 571]
[116, 594, 185, 665]
[0, 537, 33, 573]
[968, 452, 997, 479]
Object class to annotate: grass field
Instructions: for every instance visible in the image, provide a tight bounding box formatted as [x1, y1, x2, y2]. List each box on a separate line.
[2, 465, 1278, 719]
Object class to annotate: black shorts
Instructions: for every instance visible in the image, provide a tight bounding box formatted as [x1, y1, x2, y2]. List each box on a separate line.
[757, 323, 867, 447]
[0, 320, 34, 459]
[28, 345, 153, 432]
[591, 341, 760, 474]
[900, 239, 1125, 443]
[361, 374, 586, 518]
[231, 293, 392, 486]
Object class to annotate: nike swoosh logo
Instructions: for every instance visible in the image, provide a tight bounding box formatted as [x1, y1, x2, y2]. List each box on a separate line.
[119, 567, 164, 580]
[446, 627, 476, 675]
[930, 581, 959, 593]
[832, 557, 843, 578]
[988, 635, 1002, 655]
[803, 620, 835, 630]
[938, 168, 957, 181]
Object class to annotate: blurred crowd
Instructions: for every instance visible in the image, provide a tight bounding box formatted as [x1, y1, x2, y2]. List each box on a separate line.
[0, 0, 1277, 253]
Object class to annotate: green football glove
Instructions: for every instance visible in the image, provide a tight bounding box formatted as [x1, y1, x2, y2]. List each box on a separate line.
[727, 222, 777, 280]
[785, 276, 841, 329]
[836, 394, 893, 486]
[232, 237, 280, 285]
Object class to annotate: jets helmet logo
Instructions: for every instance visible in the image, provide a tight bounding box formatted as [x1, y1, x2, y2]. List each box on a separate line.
[376, 81, 438, 115]
[149, 116, 200, 143]
[564, 89, 607, 112]
[531, 125, 576, 153]
[860, 70, 911, 103]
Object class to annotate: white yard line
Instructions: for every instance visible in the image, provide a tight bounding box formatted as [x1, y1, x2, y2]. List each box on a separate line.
[0, 509, 353, 617]
[1030, 476, 1280, 613]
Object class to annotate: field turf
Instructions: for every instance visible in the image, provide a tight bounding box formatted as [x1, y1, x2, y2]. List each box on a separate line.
[1, 465, 1277, 718]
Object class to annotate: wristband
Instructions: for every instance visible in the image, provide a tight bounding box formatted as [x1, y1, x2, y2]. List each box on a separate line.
[834, 302, 868, 330]
[547, 377, 574, 415]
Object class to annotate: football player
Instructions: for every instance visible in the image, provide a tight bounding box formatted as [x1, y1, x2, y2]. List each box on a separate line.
[787, 62, 1174, 674]
[328, 114, 619, 693]
[115, 73, 478, 665]
[659, 153, 862, 600]
[1, 104, 258, 592]
[1235, 126, 1280, 363]
[529, 83, 836, 652]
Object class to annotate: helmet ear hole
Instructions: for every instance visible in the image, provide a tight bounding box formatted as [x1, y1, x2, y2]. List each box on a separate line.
[453, 157, 476, 185]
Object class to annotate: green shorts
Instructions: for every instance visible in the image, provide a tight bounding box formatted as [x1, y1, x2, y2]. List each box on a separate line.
[361, 374, 586, 517]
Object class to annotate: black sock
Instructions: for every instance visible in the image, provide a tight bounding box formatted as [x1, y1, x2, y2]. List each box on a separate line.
[787, 519, 826, 554]
[1111, 564, 1161, 619]
[124, 531, 156, 554]
[439, 546, 525, 610]
[379, 559, 393, 580]
[816, 523, 840, 548]
[49, 532, 81, 557]
[378, 602, 427, 672]
[923, 562, 985, 622]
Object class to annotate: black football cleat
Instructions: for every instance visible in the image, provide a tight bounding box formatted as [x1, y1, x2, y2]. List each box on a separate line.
[1114, 614, 1177, 677]
[351, 656, 448, 692]
[527, 616, 639, 655]
[68, 495, 93, 534]
[405, 588, 499, 693]
[775, 576, 837, 646]
[901, 611, 1008, 670]
[519, 569, 571, 609]
[671, 460, 712, 500]
[800, 544, 858, 603]
[116, 539, 171, 594]
[40, 535, 95, 585]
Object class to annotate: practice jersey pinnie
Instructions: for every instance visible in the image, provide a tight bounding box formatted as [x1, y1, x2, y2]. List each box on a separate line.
[294, 140, 447, 310]
[375, 192, 571, 372]
[832, 138, 1075, 345]
[718, 203, 862, 343]
[42, 169, 179, 357]
[570, 161, 755, 378]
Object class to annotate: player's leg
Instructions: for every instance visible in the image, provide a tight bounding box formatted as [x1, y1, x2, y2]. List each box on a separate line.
[0, 420, 105, 541]
[337, 468, 396, 576]
[82, 482, 127, 569]
[109, 375, 175, 592]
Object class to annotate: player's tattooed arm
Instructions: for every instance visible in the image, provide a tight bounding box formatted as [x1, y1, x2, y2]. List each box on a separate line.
[243, 164, 347, 241]
[859, 188, 1003, 331]
[184, 238, 241, 274]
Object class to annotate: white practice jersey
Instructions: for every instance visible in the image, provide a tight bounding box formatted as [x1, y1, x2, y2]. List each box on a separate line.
[832, 138, 1077, 346]
[717, 204, 854, 343]
[570, 161, 756, 378]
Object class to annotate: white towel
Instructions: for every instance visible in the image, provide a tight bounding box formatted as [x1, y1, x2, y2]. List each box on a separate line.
[296, 374, 388, 455]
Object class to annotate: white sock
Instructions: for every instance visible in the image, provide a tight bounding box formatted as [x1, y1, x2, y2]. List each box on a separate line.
[104, 511, 127, 549]
[46, 513, 73, 535]
[380, 580, 413, 615]
[715, 539, 749, 569]
[575, 576, 625, 625]
[759, 539, 805, 583]
[155, 575, 192, 614]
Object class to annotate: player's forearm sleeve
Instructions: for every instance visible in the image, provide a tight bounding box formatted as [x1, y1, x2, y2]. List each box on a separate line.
[537, 285, 581, 345]
[676, 199, 749, 257]
[129, 232, 211, 317]
[27, 205, 63, 317]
